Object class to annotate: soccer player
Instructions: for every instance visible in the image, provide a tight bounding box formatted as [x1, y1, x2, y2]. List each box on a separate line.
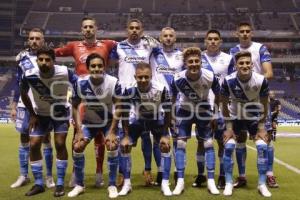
[10, 28, 55, 189]
[67, 53, 122, 198]
[229, 22, 276, 188]
[171, 47, 220, 195]
[150, 27, 183, 185]
[20, 47, 77, 196]
[55, 16, 117, 187]
[269, 90, 281, 142]
[109, 19, 160, 186]
[118, 62, 172, 196]
[193, 30, 235, 189]
[220, 51, 271, 197]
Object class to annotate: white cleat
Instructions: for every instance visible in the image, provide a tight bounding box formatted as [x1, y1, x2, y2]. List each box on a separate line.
[108, 186, 119, 199]
[10, 176, 30, 188]
[67, 185, 85, 197]
[172, 178, 184, 195]
[118, 183, 132, 196]
[95, 173, 105, 188]
[161, 180, 172, 196]
[68, 173, 76, 188]
[258, 184, 272, 197]
[45, 176, 55, 188]
[223, 183, 233, 196]
[207, 179, 220, 195]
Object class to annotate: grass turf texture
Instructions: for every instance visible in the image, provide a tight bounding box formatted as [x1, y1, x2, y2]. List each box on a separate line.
[0, 124, 300, 200]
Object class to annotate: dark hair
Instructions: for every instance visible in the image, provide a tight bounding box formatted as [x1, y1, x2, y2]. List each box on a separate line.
[29, 28, 44, 35]
[127, 18, 143, 28]
[82, 16, 97, 27]
[205, 29, 221, 38]
[37, 46, 55, 61]
[183, 47, 201, 62]
[86, 53, 105, 69]
[234, 51, 251, 62]
[238, 22, 252, 29]
[136, 62, 151, 71]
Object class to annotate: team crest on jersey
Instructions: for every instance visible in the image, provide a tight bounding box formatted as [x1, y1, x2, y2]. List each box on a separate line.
[94, 87, 103, 96]
[202, 84, 208, 90]
[252, 86, 259, 91]
[244, 85, 250, 91]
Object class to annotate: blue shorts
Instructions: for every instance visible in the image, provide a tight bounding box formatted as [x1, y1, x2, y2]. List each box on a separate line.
[15, 107, 30, 134]
[176, 108, 213, 140]
[232, 119, 258, 136]
[30, 115, 69, 137]
[129, 119, 168, 145]
[82, 124, 110, 141]
[213, 116, 226, 141]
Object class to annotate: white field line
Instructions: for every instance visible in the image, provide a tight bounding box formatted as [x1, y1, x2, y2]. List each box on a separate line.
[246, 145, 300, 175]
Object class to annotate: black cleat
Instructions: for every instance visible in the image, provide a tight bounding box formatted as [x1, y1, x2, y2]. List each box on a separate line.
[174, 171, 178, 185]
[25, 184, 45, 196]
[217, 176, 225, 189]
[154, 172, 162, 186]
[233, 177, 247, 188]
[192, 175, 207, 188]
[54, 185, 65, 197]
[267, 175, 279, 188]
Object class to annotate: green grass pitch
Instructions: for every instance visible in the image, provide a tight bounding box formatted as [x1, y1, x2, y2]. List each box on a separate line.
[0, 124, 300, 200]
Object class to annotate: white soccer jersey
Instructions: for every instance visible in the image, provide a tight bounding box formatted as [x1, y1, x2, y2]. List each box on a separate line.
[202, 51, 235, 108]
[124, 80, 170, 122]
[221, 71, 269, 119]
[21, 65, 77, 116]
[171, 68, 220, 112]
[16, 50, 38, 108]
[229, 42, 271, 75]
[74, 74, 121, 124]
[110, 39, 153, 90]
[150, 48, 183, 91]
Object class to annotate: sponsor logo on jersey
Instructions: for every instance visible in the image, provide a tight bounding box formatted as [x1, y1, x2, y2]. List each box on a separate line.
[156, 65, 176, 74]
[124, 56, 146, 63]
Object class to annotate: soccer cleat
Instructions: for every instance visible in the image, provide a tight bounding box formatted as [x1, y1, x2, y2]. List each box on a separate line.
[116, 173, 124, 188]
[108, 186, 119, 199]
[118, 182, 132, 196]
[217, 176, 225, 189]
[142, 170, 155, 186]
[67, 185, 85, 197]
[207, 179, 220, 195]
[192, 175, 207, 187]
[154, 172, 162, 186]
[233, 177, 247, 188]
[258, 184, 272, 197]
[161, 180, 172, 196]
[54, 185, 65, 197]
[223, 183, 233, 196]
[172, 178, 184, 195]
[45, 176, 55, 188]
[266, 175, 279, 188]
[25, 184, 45, 196]
[68, 173, 76, 188]
[10, 176, 30, 188]
[95, 173, 105, 188]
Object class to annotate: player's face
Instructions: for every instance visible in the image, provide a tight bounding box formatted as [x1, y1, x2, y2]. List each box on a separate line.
[205, 33, 221, 53]
[269, 91, 275, 99]
[160, 29, 176, 47]
[237, 25, 253, 44]
[127, 22, 143, 41]
[88, 58, 105, 80]
[236, 56, 253, 79]
[37, 54, 54, 74]
[28, 31, 44, 51]
[135, 67, 152, 91]
[81, 19, 97, 39]
[185, 54, 201, 75]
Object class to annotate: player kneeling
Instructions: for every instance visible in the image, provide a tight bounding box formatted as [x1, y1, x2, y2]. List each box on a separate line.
[220, 51, 271, 197]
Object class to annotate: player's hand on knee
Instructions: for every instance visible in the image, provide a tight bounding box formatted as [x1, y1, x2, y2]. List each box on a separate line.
[223, 129, 235, 144]
[120, 136, 131, 153]
[255, 129, 268, 143]
[160, 136, 170, 153]
[105, 133, 119, 151]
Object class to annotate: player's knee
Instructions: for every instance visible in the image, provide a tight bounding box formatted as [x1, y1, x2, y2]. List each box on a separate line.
[160, 141, 170, 153]
[177, 139, 186, 150]
[120, 144, 132, 154]
[204, 138, 213, 149]
[107, 149, 118, 158]
[73, 140, 87, 153]
[106, 143, 118, 151]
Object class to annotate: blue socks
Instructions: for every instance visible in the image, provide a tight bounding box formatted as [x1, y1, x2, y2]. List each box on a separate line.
[56, 159, 68, 186]
[120, 153, 131, 179]
[267, 142, 274, 175]
[196, 151, 205, 175]
[175, 140, 186, 178]
[19, 143, 29, 177]
[31, 160, 43, 186]
[236, 142, 246, 177]
[107, 150, 119, 186]
[223, 139, 236, 184]
[161, 152, 171, 180]
[43, 143, 53, 177]
[73, 152, 85, 186]
[256, 140, 268, 185]
[141, 133, 152, 171]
